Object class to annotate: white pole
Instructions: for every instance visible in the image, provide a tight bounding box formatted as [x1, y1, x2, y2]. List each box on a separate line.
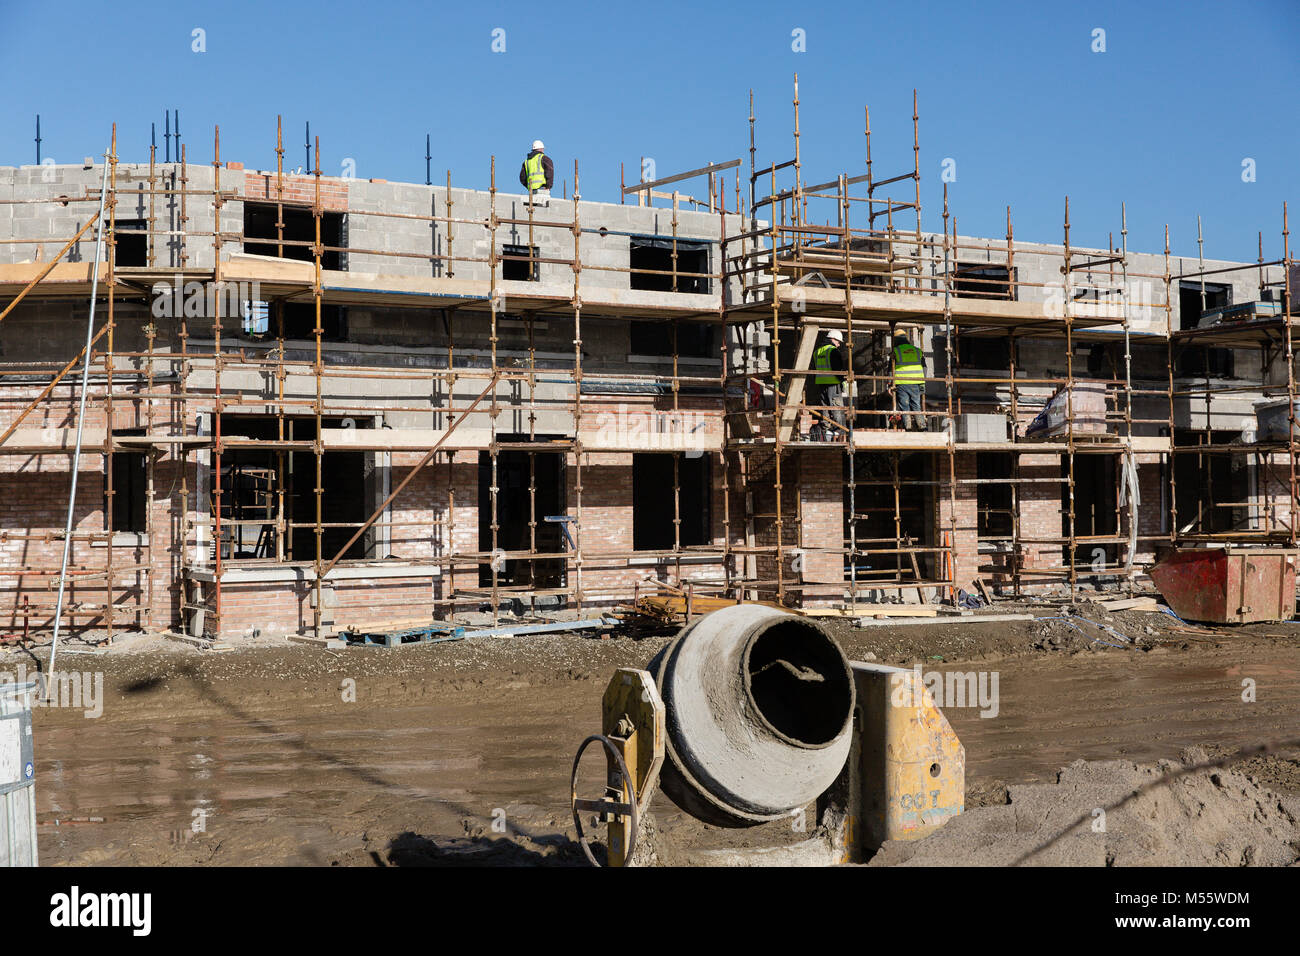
[45, 154, 110, 690]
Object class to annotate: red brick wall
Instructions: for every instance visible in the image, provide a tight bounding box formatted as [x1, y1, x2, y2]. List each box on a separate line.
[242, 172, 349, 212]
[1016, 453, 1065, 581]
[798, 448, 845, 604]
[195, 446, 733, 638]
[936, 452, 980, 591]
[210, 575, 434, 637]
[0, 379, 188, 636]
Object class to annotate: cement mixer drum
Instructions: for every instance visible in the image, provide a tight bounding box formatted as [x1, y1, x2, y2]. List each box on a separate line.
[648, 604, 856, 827]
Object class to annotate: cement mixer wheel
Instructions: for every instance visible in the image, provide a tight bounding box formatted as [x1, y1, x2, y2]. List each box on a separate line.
[570, 733, 638, 868]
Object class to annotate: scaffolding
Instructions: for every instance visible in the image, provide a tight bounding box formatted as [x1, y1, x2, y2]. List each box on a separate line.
[0, 88, 1295, 644]
[0, 116, 742, 640]
[720, 79, 1289, 606]
[1168, 206, 1297, 545]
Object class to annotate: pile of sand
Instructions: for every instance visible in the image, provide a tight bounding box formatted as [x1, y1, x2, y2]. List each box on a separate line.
[870, 748, 1300, 866]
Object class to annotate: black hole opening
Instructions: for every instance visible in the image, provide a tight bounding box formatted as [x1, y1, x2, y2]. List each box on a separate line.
[929, 762, 941, 778]
[746, 622, 852, 746]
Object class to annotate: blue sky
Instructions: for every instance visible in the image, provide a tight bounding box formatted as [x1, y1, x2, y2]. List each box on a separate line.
[2, 0, 1296, 260]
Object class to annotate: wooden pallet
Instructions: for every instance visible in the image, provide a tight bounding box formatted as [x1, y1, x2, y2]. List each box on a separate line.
[342, 623, 466, 647]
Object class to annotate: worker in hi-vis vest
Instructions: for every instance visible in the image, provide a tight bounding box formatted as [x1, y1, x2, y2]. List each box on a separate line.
[892, 331, 925, 431]
[812, 329, 847, 441]
[519, 140, 554, 198]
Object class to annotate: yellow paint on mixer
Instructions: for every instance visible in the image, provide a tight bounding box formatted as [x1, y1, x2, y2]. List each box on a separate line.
[832, 662, 966, 861]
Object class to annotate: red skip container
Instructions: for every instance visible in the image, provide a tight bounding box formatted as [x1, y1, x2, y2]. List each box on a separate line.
[1149, 548, 1297, 624]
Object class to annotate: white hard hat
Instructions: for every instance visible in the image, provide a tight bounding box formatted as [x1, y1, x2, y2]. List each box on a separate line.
[531, 140, 545, 151]
[827, 329, 844, 342]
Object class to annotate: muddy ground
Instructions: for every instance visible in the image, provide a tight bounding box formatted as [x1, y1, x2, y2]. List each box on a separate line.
[8, 600, 1300, 866]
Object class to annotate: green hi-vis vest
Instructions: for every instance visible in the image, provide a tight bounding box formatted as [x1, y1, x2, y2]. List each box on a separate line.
[814, 343, 841, 385]
[893, 342, 925, 385]
[525, 152, 547, 191]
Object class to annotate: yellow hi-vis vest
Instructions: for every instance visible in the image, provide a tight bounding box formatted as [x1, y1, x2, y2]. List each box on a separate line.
[814, 343, 841, 385]
[893, 341, 924, 385]
[525, 152, 547, 191]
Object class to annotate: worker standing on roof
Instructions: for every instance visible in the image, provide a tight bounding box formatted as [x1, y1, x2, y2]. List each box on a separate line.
[892, 331, 925, 431]
[812, 329, 847, 441]
[519, 140, 554, 199]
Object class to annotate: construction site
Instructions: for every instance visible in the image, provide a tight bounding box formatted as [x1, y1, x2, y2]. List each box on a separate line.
[3, 77, 1300, 874]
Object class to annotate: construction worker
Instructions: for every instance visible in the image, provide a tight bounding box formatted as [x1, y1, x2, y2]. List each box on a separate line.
[892, 331, 925, 431]
[812, 329, 847, 441]
[519, 140, 554, 198]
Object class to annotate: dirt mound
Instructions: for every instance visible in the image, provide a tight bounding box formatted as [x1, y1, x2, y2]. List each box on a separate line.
[870, 748, 1300, 867]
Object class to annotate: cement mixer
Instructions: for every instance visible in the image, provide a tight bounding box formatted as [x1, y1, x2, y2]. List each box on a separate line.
[570, 604, 966, 866]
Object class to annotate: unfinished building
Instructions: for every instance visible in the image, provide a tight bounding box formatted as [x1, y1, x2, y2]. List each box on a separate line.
[1, 88, 1296, 643]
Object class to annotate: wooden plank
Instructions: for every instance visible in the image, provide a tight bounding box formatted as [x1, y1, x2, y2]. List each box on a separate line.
[0, 260, 105, 296]
[802, 605, 937, 618]
[161, 630, 231, 651]
[905, 535, 926, 605]
[0, 427, 109, 454]
[319, 428, 491, 452]
[339, 617, 437, 633]
[777, 250, 914, 276]
[868, 607, 938, 618]
[778, 324, 820, 443]
[850, 429, 948, 450]
[853, 612, 1033, 628]
[628, 595, 781, 621]
[1099, 596, 1160, 612]
[289, 635, 346, 649]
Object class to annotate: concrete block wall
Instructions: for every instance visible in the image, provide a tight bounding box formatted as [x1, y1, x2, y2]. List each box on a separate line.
[341, 179, 442, 278]
[171, 310, 724, 441]
[921, 235, 1280, 426]
[0, 163, 226, 270]
[2, 165, 104, 266]
[3, 164, 748, 306]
